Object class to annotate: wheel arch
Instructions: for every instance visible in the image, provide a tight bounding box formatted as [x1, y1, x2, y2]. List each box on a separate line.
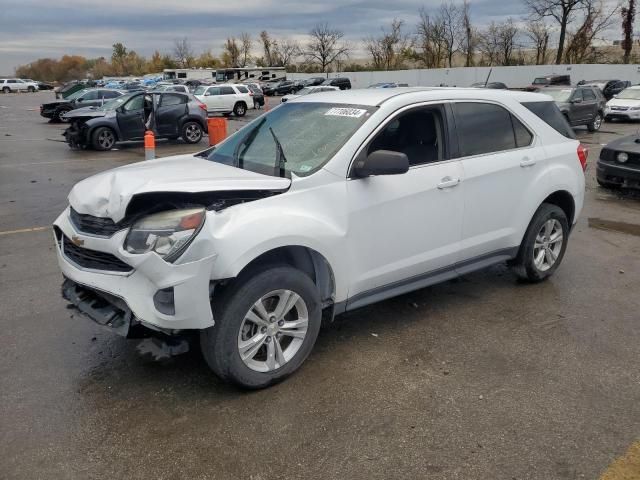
[542, 190, 575, 225]
[87, 121, 122, 142]
[230, 245, 336, 309]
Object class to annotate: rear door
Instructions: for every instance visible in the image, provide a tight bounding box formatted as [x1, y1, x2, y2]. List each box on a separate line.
[452, 101, 547, 264]
[580, 87, 599, 122]
[156, 93, 188, 136]
[116, 94, 146, 140]
[219, 86, 237, 110]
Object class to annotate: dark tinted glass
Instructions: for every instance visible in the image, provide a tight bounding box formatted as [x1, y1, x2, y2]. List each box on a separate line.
[161, 93, 185, 106]
[522, 101, 575, 139]
[511, 115, 533, 147]
[583, 88, 596, 101]
[220, 86, 235, 95]
[453, 102, 516, 156]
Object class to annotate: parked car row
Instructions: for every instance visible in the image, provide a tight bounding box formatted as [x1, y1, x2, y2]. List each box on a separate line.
[0, 78, 40, 93]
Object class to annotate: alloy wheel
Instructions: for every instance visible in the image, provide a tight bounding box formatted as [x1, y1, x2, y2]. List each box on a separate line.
[593, 114, 602, 130]
[533, 219, 563, 272]
[237, 289, 309, 373]
[185, 124, 201, 142]
[98, 130, 115, 149]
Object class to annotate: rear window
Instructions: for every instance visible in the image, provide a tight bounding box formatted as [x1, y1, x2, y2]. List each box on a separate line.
[522, 101, 576, 139]
[236, 86, 249, 94]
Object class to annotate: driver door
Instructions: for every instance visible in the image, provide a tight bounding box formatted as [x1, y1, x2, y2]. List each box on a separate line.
[346, 104, 464, 306]
[117, 94, 146, 140]
[202, 86, 222, 112]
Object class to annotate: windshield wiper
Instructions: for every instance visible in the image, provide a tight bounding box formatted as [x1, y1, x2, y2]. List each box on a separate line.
[233, 117, 266, 169]
[269, 127, 287, 178]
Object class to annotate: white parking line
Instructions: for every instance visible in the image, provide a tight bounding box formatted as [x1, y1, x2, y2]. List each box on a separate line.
[0, 226, 49, 236]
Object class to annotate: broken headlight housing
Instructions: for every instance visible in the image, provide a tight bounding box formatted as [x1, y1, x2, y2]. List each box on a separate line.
[124, 208, 205, 262]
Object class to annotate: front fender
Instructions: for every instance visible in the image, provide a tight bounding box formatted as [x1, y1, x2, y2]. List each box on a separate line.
[86, 118, 123, 141]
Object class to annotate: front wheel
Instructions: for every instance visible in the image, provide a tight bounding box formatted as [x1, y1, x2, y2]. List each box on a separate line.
[233, 102, 247, 117]
[511, 203, 569, 283]
[181, 121, 203, 144]
[200, 266, 322, 389]
[588, 112, 603, 132]
[91, 127, 116, 151]
[55, 108, 71, 123]
[28, 86, 35, 93]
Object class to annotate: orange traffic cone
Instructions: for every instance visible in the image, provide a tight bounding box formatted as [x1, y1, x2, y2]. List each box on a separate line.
[144, 130, 155, 160]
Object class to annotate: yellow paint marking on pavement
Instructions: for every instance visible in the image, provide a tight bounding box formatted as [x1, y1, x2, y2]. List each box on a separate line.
[0, 226, 49, 236]
[600, 441, 640, 480]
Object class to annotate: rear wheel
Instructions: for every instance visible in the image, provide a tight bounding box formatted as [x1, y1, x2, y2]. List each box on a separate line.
[181, 121, 203, 144]
[511, 203, 569, 283]
[233, 102, 247, 117]
[588, 112, 603, 132]
[91, 127, 116, 151]
[200, 266, 322, 389]
[28, 86, 35, 93]
[2, 87, 10, 94]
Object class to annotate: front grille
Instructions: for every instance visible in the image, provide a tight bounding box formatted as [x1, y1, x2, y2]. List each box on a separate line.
[62, 235, 132, 273]
[611, 106, 629, 111]
[70, 208, 129, 237]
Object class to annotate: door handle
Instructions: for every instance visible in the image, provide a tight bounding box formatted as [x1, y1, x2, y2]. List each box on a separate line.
[520, 157, 536, 168]
[437, 176, 460, 189]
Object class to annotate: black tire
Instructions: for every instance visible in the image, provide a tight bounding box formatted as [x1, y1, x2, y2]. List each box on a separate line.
[181, 121, 203, 144]
[233, 102, 247, 117]
[2, 87, 10, 94]
[28, 86, 35, 93]
[200, 265, 322, 389]
[91, 127, 116, 151]
[587, 112, 602, 132]
[511, 203, 569, 283]
[55, 108, 71, 123]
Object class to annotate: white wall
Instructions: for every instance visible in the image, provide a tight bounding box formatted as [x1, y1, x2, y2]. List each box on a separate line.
[289, 64, 640, 89]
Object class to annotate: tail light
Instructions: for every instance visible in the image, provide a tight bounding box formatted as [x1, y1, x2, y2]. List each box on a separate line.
[196, 99, 207, 112]
[577, 143, 588, 171]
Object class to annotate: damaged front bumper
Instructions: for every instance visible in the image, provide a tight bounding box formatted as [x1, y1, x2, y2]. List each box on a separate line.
[54, 207, 217, 335]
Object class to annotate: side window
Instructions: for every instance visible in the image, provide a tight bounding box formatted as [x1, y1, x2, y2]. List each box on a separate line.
[453, 102, 518, 156]
[161, 93, 186, 106]
[103, 90, 119, 99]
[207, 87, 220, 96]
[236, 86, 249, 94]
[220, 86, 235, 95]
[572, 89, 584, 102]
[583, 88, 596, 101]
[367, 106, 445, 166]
[511, 115, 533, 148]
[122, 95, 144, 112]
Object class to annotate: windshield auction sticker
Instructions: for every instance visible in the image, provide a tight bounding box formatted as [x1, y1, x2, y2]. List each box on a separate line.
[325, 107, 367, 118]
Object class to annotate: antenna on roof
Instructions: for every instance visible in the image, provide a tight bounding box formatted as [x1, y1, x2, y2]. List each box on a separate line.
[484, 68, 493, 88]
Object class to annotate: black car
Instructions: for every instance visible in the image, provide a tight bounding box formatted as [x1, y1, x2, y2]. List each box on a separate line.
[246, 83, 265, 108]
[526, 74, 571, 91]
[543, 86, 606, 131]
[305, 77, 326, 87]
[579, 79, 632, 100]
[470, 81, 508, 89]
[597, 135, 640, 189]
[321, 77, 351, 90]
[274, 80, 297, 96]
[62, 91, 208, 151]
[40, 88, 125, 122]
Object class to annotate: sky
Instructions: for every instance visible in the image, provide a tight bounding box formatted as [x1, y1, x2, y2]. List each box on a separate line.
[0, 0, 595, 73]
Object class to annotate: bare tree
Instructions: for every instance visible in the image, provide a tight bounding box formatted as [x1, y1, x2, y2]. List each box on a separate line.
[564, 0, 619, 63]
[526, 0, 587, 64]
[173, 37, 194, 68]
[460, 0, 476, 67]
[621, 0, 635, 63]
[240, 33, 252, 67]
[416, 9, 448, 68]
[440, 2, 463, 67]
[526, 20, 551, 64]
[259, 31, 276, 66]
[478, 22, 501, 65]
[222, 37, 240, 67]
[305, 23, 350, 74]
[497, 18, 519, 65]
[274, 38, 301, 67]
[364, 19, 413, 70]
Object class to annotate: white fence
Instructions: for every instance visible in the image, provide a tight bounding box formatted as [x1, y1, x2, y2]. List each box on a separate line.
[289, 64, 640, 89]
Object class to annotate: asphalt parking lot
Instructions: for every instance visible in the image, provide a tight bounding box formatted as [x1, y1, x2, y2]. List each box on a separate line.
[1, 91, 639, 480]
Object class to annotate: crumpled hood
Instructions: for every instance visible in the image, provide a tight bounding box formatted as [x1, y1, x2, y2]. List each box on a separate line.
[69, 154, 291, 222]
[64, 108, 107, 120]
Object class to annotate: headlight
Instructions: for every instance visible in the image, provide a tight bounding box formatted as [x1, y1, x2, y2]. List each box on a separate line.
[617, 152, 629, 163]
[124, 208, 205, 262]
[630, 107, 640, 111]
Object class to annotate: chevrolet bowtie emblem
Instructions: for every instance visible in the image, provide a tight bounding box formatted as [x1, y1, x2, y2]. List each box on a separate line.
[71, 235, 84, 247]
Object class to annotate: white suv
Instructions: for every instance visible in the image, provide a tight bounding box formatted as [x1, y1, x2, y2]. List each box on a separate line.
[54, 88, 585, 388]
[1, 78, 39, 93]
[193, 83, 253, 116]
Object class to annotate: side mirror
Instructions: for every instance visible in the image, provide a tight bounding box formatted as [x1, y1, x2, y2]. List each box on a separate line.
[353, 150, 409, 178]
